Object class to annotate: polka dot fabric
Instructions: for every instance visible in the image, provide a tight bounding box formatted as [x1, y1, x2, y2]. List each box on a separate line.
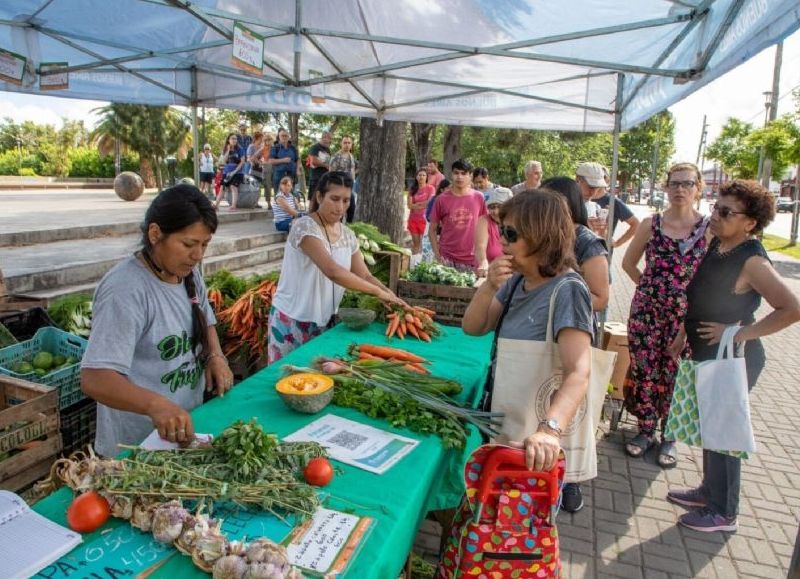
[437, 445, 563, 578]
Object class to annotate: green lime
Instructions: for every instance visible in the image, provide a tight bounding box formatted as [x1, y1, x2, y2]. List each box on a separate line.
[32, 352, 54, 371]
[52, 355, 66, 367]
[65, 356, 78, 365]
[15, 361, 34, 374]
[34, 368, 47, 377]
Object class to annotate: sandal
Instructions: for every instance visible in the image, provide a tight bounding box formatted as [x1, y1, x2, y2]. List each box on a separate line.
[658, 440, 678, 469]
[625, 433, 654, 458]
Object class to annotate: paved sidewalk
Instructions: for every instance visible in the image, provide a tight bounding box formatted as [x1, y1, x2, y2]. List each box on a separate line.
[415, 216, 800, 578]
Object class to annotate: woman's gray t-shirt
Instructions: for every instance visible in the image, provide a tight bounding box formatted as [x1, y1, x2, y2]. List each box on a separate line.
[574, 224, 608, 266]
[494, 272, 593, 341]
[81, 257, 216, 457]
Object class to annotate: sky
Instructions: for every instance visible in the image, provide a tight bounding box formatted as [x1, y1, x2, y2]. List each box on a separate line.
[0, 29, 798, 172]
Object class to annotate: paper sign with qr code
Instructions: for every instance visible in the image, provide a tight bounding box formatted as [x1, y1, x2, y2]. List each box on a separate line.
[283, 415, 419, 475]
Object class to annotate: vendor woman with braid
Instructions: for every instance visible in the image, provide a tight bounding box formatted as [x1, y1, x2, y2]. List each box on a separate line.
[81, 184, 234, 457]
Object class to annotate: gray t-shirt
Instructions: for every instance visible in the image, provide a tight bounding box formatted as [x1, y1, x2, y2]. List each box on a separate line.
[494, 272, 593, 341]
[574, 224, 608, 266]
[82, 256, 216, 457]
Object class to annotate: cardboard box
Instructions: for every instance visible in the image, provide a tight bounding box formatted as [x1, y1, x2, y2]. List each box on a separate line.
[603, 321, 630, 400]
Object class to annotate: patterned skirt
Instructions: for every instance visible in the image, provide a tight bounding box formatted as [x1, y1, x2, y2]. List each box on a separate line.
[267, 306, 325, 364]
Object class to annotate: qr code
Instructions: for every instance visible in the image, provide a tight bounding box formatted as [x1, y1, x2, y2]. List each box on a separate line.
[329, 430, 368, 451]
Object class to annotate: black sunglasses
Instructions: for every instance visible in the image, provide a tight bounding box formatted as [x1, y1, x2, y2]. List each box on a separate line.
[712, 203, 747, 219]
[499, 224, 519, 243]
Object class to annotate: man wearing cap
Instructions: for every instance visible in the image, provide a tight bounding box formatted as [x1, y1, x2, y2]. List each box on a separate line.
[198, 143, 216, 197]
[474, 187, 513, 277]
[576, 162, 639, 248]
[238, 121, 252, 152]
[511, 160, 543, 195]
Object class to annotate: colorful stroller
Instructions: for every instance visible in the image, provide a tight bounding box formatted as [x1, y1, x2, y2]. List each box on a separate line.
[437, 445, 565, 578]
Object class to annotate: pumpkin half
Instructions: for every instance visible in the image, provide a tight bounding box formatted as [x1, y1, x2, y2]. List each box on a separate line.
[275, 373, 334, 414]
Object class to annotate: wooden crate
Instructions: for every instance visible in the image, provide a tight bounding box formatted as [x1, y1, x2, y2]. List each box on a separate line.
[602, 321, 630, 401]
[0, 374, 62, 492]
[397, 280, 477, 326]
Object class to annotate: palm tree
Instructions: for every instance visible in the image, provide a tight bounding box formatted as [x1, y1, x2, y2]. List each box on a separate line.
[92, 103, 191, 189]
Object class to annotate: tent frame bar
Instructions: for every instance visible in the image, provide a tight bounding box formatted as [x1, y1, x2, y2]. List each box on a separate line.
[382, 74, 614, 114]
[695, 0, 746, 71]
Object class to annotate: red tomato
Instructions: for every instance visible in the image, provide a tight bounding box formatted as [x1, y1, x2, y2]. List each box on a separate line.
[67, 491, 111, 533]
[303, 457, 334, 487]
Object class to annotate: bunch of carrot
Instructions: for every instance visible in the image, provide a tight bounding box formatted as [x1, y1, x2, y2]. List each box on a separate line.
[348, 343, 430, 374]
[207, 288, 224, 313]
[216, 279, 277, 362]
[385, 306, 441, 341]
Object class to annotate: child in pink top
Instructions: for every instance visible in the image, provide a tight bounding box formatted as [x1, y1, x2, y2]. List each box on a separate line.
[407, 168, 435, 255]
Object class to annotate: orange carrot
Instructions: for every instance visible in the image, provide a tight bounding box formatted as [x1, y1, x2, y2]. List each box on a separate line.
[359, 351, 382, 361]
[357, 344, 426, 363]
[404, 363, 429, 374]
[406, 322, 420, 339]
[417, 330, 431, 343]
[386, 316, 400, 337]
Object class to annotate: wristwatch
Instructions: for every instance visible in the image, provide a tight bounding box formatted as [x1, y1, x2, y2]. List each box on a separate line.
[538, 418, 563, 438]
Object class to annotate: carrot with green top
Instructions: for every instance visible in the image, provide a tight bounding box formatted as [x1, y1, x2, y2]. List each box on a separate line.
[357, 344, 427, 363]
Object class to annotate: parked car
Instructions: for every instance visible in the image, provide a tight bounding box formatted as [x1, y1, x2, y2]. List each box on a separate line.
[777, 197, 796, 213]
[649, 190, 665, 210]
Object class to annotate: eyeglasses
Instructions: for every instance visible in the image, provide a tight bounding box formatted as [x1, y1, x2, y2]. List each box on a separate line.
[499, 224, 519, 243]
[667, 180, 696, 190]
[712, 203, 747, 219]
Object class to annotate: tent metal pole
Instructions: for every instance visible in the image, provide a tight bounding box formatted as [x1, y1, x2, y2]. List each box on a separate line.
[191, 66, 200, 187]
[293, 0, 302, 83]
[695, 0, 746, 71]
[302, 13, 691, 55]
[608, 73, 624, 258]
[622, 0, 714, 111]
[383, 74, 614, 114]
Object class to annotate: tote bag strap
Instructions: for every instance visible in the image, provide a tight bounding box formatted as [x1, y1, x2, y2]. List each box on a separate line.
[545, 275, 585, 344]
[715, 325, 741, 360]
[479, 274, 524, 413]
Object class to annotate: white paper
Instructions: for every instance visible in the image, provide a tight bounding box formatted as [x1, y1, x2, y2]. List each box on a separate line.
[0, 49, 25, 84]
[232, 22, 264, 73]
[283, 415, 418, 474]
[139, 430, 213, 451]
[286, 508, 359, 573]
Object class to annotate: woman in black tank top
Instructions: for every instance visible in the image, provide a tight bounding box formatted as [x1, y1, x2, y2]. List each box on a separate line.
[665, 180, 800, 534]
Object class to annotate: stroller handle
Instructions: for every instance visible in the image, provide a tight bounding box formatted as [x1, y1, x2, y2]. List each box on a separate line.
[477, 447, 564, 508]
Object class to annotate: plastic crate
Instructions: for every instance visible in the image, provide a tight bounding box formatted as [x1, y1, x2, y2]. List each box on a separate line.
[0, 307, 57, 341]
[0, 327, 87, 410]
[60, 398, 97, 456]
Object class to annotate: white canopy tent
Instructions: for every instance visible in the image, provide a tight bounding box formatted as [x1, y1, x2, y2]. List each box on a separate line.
[0, 0, 798, 197]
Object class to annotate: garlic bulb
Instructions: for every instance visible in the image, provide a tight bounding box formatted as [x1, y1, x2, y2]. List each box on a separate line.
[212, 555, 249, 579]
[245, 538, 289, 565]
[131, 498, 158, 532]
[284, 568, 304, 579]
[175, 514, 204, 556]
[244, 562, 281, 579]
[191, 518, 227, 572]
[152, 501, 189, 544]
[104, 493, 134, 520]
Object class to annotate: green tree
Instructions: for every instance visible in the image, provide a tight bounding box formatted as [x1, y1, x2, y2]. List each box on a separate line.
[92, 104, 190, 188]
[619, 110, 675, 191]
[705, 118, 759, 178]
[747, 116, 797, 180]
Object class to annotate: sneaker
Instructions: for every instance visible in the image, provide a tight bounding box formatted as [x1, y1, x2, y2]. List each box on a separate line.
[678, 508, 737, 533]
[667, 487, 708, 508]
[560, 483, 584, 513]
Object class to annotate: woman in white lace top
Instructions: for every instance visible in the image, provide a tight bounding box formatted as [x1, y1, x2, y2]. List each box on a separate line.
[268, 171, 405, 363]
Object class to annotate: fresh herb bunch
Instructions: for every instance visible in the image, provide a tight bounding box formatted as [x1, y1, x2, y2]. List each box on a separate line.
[48, 294, 93, 337]
[403, 262, 476, 287]
[213, 418, 279, 479]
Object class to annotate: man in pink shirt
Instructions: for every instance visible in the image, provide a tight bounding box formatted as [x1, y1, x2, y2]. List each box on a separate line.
[429, 159, 486, 270]
[427, 159, 445, 191]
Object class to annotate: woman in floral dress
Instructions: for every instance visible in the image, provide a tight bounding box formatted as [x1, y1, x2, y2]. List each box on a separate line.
[621, 163, 709, 468]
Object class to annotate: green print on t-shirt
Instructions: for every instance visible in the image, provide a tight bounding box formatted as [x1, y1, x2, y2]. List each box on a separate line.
[158, 331, 194, 361]
[157, 331, 202, 392]
[161, 360, 203, 393]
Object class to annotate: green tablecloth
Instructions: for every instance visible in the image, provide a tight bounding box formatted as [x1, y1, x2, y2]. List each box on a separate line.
[32, 323, 491, 578]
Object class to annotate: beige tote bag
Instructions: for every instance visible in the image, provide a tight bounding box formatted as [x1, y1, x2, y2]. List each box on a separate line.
[491, 277, 616, 483]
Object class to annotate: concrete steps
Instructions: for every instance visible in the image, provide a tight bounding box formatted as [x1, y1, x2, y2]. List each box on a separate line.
[3, 215, 286, 304]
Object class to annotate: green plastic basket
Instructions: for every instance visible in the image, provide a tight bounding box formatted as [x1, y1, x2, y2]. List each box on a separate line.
[0, 327, 87, 410]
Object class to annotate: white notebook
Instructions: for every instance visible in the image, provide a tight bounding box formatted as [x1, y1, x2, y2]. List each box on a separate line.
[0, 490, 82, 579]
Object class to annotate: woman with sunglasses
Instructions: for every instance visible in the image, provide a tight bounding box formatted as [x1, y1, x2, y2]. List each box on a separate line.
[622, 162, 709, 468]
[665, 180, 800, 532]
[462, 190, 593, 485]
[268, 171, 405, 363]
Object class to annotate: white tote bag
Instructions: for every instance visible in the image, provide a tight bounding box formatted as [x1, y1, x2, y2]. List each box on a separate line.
[695, 325, 756, 453]
[491, 277, 616, 483]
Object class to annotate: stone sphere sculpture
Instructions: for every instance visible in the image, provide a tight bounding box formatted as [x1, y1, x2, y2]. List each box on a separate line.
[114, 171, 145, 201]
